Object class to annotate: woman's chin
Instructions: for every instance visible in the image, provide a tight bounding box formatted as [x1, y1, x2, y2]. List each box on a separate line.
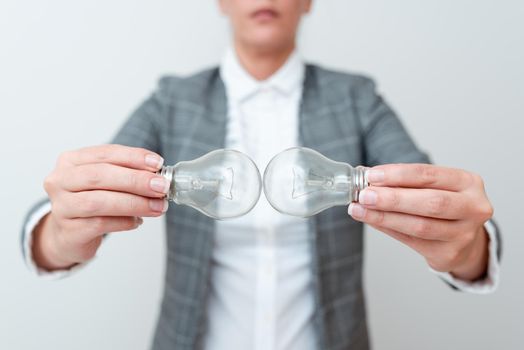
[241, 32, 294, 53]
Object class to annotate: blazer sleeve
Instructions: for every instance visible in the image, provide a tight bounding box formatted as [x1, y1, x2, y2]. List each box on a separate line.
[352, 76, 501, 292]
[352, 77, 431, 167]
[20, 78, 169, 275]
[111, 77, 171, 152]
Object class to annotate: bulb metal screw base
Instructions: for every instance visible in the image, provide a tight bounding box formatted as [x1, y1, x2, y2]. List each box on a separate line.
[158, 166, 176, 201]
[352, 166, 369, 203]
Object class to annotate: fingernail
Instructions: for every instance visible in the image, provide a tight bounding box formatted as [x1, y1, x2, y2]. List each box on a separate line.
[366, 169, 385, 183]
[348, 203, 365, 218]
[136, 217, 144, 226]
[359, 189, 377, 206]
[150, 177, 170, 194]
[150, 199, 169, 213]
[145, 154, 164, 169]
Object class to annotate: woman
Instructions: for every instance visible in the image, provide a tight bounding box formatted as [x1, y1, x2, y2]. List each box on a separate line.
[23, 1, 499, 349]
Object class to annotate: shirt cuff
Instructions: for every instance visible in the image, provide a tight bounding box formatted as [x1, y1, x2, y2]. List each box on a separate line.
[429, 220, 500, 294]
[23, 202, 88, 279]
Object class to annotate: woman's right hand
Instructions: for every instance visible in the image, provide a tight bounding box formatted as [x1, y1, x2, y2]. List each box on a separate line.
[32, 144, 170, 271]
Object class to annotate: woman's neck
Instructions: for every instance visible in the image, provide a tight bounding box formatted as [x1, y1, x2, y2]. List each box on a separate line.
[234, 42, 295, 81]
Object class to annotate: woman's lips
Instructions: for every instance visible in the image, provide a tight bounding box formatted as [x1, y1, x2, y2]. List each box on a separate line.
[252, 9, 279, 21]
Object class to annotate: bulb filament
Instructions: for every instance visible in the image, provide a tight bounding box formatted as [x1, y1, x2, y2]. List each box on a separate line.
[292, 168, 351, 199]
[174, 167, 234, 200]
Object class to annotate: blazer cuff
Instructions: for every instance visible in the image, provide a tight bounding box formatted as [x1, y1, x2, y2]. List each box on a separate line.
[429, 220, 500, 294]
[22, 202, 88, 279]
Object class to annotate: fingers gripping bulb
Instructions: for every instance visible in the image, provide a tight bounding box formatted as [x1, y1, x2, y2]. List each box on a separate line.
[158, 150, 261, 220]
[264, 147, 369, 217]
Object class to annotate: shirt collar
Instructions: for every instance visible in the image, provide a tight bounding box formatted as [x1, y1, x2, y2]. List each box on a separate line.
[220, 47, 305, 102]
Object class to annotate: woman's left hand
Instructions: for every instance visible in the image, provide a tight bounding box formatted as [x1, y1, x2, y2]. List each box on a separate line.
[348, 163, 494, 281]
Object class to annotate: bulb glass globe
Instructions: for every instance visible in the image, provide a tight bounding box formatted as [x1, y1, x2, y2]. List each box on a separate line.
[263, 147, 368, 217]
[159, 149, 262, 219]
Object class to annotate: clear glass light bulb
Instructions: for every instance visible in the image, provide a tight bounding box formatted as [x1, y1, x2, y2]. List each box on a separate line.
[158, 149, 262, 220]
[263, 147, 369, 217]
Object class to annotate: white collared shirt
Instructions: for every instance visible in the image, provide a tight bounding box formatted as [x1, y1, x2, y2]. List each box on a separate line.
[204, 48, 316, 350]
[23, 48, 500, 350]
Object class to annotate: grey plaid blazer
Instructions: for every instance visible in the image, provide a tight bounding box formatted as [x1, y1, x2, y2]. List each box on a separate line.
[111, 65, 430, 350]
[23, 65, 435, 349]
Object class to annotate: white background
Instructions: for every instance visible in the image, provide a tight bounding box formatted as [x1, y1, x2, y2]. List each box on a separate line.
[1, 0, 523, 349]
